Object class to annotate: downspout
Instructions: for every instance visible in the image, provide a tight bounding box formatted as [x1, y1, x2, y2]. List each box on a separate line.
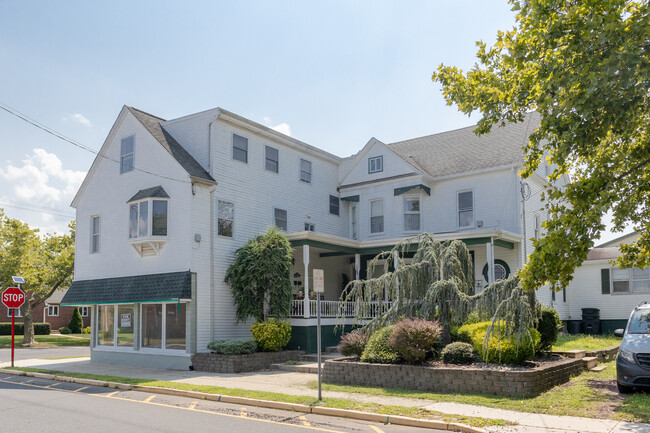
[209, 184, 216, 342]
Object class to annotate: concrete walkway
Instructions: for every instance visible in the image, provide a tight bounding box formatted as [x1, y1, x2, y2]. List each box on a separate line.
[2, 356, 648, 433]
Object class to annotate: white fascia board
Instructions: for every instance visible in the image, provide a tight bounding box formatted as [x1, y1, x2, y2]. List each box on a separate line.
[428, 164, 522, 182]
[339, 173, 425, 192]
[70, 106, 130, 208]
[160, 107, 221, 126]
[218, 110, 341, 164]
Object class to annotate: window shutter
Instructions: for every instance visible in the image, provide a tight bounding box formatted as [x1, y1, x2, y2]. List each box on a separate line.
[601, 269, 610, 294]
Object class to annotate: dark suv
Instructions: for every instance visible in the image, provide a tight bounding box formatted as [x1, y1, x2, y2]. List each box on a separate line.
[615, 301, 650, 393]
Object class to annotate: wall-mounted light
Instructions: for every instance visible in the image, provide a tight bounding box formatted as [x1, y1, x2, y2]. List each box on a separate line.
[293, 272, 301, 278]
[191, 182, 196, 196]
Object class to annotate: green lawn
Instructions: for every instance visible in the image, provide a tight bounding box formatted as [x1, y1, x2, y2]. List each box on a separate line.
[0, 334, 90, 348]
[552, 334, 621, 351]
[5, 367, 510, 428]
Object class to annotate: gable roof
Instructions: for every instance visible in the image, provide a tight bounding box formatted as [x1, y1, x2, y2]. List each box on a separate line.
[128, 185, 170, 202]
[388, 112, 539, 178]
[126, 106, 215, 184]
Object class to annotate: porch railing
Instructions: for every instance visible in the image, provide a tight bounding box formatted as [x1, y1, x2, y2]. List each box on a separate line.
[290, 300, 392, 319]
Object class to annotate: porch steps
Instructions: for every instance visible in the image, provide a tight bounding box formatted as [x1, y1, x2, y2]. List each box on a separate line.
[589, 365, 607, 373]
[553, 349, 586, 359]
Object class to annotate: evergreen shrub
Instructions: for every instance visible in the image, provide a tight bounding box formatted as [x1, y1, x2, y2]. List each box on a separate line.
[59, 327, 71, 334]
[537, 306, 561, 351]
[457, 321, 540, 365]
[337, 330, 368, 357]
[82, 326, 91, 334]
[207, 338, 258, 355]
[0, 323, 50, 335]
[68, 307, 84, 333]
[360, 326, 400, 364]
[387, 318, 442, 364]
[441, 342, 475, 364]
[250, 319, 291, 352]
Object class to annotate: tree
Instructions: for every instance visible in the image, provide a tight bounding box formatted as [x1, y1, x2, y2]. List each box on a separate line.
[432, 0, 649, 291]
[0, 210, 75, 345]
[68, 306, 83, 334]
[225, 227, 293, 322]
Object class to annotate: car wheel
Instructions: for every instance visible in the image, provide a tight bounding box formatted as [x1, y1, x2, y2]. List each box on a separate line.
[617, 382, 634, 394]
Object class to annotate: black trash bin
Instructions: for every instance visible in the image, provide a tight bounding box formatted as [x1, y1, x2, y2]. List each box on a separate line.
[567, 321, 581, 335]
[581, 308, 600, 334]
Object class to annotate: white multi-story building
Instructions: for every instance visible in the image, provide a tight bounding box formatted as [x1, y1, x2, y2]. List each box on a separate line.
[63, 106, 563, 369]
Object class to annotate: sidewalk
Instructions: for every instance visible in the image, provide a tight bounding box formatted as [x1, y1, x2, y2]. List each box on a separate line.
[2, 356, 648, 433]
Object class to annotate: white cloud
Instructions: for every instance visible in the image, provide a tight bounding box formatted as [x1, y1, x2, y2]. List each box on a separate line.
[66, 113, 92, 127]
[271, 122, 292, 137]
[0, 148, 86, 205]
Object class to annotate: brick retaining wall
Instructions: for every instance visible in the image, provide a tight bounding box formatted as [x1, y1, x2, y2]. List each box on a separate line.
[587, 345, 619, 362]
[191, 350, 303, 373]
[323, 357, 584, 397]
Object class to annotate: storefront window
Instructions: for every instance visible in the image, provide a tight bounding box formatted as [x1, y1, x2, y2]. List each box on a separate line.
[141, 304, 162, 349]
[97, 305, 115, 346]
[117, 305, 134, 347]
[166, 303, 186, 350]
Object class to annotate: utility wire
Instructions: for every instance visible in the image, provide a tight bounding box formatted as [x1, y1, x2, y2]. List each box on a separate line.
[0, 198, 75, 218]
[0, 101, 190, 184]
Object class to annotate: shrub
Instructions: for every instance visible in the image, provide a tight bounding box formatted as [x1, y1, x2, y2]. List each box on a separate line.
[387, 318, 442, 364]
[0, 323, 50, 335]
[360, 326, 400, 364]
[82, 326, 91, 334]
[441, 342, 475, 365]
[250, 319, 291, 352]
[34, 323, 51, 335]
[68, 307, 84, 333]
[457, 321, 540, 365]
[537, 306, 561, 351]
[59, 327, 71, 334]
[337, 330, 368, 357]
[207, 338, 258, 355]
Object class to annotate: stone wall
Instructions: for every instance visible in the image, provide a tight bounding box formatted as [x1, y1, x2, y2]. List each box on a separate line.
[323, 357, 584, 397]
[191, 350, 303, 373]
[587, 345, 619, 362]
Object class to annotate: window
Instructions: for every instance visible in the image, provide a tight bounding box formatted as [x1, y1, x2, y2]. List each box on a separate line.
[329, 195, 340, 216]
[370, 199, 384, 234]
[141, 303, 186, 351]
[129, 199, 168, 239]
[300, 159, 312, 183]
[368, 156, 383, 173]
[79, 306, 89, 317]
[90, 215, 100, 253]
[47, 305, 59, 317]
[612, 267, 650, 294]
[7, 308, 22, 318]
[120, 136, 134, 174]
[233, 134, 248, 163]
[403, 198, 420, 232]
[458, 190, 473, 227]
[304, 222, 315, 231]
[274, 208, 287, 231]
[218, 200, 234, 237]
[534, 214, 541, 239]
[265, 146, 279, 173]
[117, 305, 134, 347]
[351, 205, 358, 240]
[97, 305, 115, 346]
[165, 303, 186, 350]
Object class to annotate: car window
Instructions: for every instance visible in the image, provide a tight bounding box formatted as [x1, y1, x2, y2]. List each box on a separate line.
[628, 309, 650, 334]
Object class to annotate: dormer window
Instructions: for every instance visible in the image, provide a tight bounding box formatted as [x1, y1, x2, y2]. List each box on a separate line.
[120, 136, 135, 174]
[368, 156, 383, 173]
[127, 186, 169, 256]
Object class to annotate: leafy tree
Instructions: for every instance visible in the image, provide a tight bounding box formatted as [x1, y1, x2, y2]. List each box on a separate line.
[0, 210, 75, 345]
[68, 306, 83, 334]
[432, 0, 649, 291]
[225, 227, 293, 322]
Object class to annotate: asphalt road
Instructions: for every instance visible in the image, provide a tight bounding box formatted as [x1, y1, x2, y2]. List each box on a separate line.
[0, 346, 89, 363]
[0, 373, 445, 433]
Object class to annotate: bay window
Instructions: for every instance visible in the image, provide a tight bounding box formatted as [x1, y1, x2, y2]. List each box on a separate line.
[129, 199, 168, 239]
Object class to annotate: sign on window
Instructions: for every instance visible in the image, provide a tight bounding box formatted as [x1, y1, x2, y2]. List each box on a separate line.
[120, 313, 132, 327]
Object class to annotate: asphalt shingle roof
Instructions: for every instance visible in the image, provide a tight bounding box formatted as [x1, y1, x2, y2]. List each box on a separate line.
[128, 185, 170, 202]
[388, 112, 540, 178]
[61, 271, 192, 305]
[127, 107, 215, 184]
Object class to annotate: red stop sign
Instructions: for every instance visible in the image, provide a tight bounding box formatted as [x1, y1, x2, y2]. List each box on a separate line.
[2, 287, 25, 309]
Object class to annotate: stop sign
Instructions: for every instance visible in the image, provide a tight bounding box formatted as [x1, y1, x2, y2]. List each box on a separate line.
[2, 287, 25, 309]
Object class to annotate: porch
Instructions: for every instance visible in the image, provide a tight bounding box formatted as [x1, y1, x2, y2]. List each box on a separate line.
[290, 299, 392, 318]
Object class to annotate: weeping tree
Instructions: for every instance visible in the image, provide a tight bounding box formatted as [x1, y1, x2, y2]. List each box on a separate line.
[338, 233, 538, 346]
[225, 227, 293, 322]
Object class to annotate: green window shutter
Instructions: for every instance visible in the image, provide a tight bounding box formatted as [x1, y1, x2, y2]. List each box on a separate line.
[601, 269, 610, 294]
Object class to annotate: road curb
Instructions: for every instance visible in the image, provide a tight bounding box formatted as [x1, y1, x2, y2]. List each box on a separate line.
[0, 368, 485, 432]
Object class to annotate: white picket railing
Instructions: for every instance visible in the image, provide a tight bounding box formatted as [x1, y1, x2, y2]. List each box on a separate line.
[290, 300, 392, 318]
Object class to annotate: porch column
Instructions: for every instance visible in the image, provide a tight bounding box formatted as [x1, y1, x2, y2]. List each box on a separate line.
[303, 244, 310, 318]
[354, 254, 360, 280]
[486, 238, 495, 286]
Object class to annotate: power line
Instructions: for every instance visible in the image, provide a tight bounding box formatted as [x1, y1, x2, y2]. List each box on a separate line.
[0, 199, 75, 218]
[0, 101, 191, 184]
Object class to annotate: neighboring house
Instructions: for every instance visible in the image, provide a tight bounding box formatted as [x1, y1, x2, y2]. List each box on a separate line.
[62, 106, 563, 369]
[562, 232, 648, 333]
[1, 289, 90, 331]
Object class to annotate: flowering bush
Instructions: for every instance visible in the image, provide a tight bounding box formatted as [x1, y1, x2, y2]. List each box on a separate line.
[250, 319, 291, 352]
[337, 330, 368, 357]
[387, 318, 442, 364]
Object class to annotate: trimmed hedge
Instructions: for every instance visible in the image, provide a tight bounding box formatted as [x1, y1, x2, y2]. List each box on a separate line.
[59, 327, 71, 334]
[441, 342, 475, 365]
[360, 326, 400, 364]
[0, 323, 51, 335]
[207, 338, 258, 355]
[537, 306, 561, 351]
[250, 319, 291, 352]
[458, 321, 540, 365]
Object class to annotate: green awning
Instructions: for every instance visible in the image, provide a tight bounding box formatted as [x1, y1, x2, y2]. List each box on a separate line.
[61, 271, 192, 305]
[341, 195, 360, 202]
[394, 184, 431, 196]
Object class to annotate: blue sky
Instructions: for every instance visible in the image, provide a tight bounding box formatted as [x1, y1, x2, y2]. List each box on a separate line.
[0, 1, 629, 242]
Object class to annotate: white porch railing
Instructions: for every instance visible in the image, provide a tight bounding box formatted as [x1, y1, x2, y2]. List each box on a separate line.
[290, 300, 392, 319]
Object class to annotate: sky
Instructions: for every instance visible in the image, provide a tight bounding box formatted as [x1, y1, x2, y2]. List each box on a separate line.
[0, 1, 631, 243]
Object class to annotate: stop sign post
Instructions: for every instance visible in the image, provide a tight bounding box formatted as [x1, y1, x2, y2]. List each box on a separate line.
[2, 286, 26, 367]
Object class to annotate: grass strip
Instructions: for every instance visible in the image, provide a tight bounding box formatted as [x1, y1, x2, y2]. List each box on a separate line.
[552, 334, 620, 352]
[0, 335, 90, 348]
[4, 367, 510, 428]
